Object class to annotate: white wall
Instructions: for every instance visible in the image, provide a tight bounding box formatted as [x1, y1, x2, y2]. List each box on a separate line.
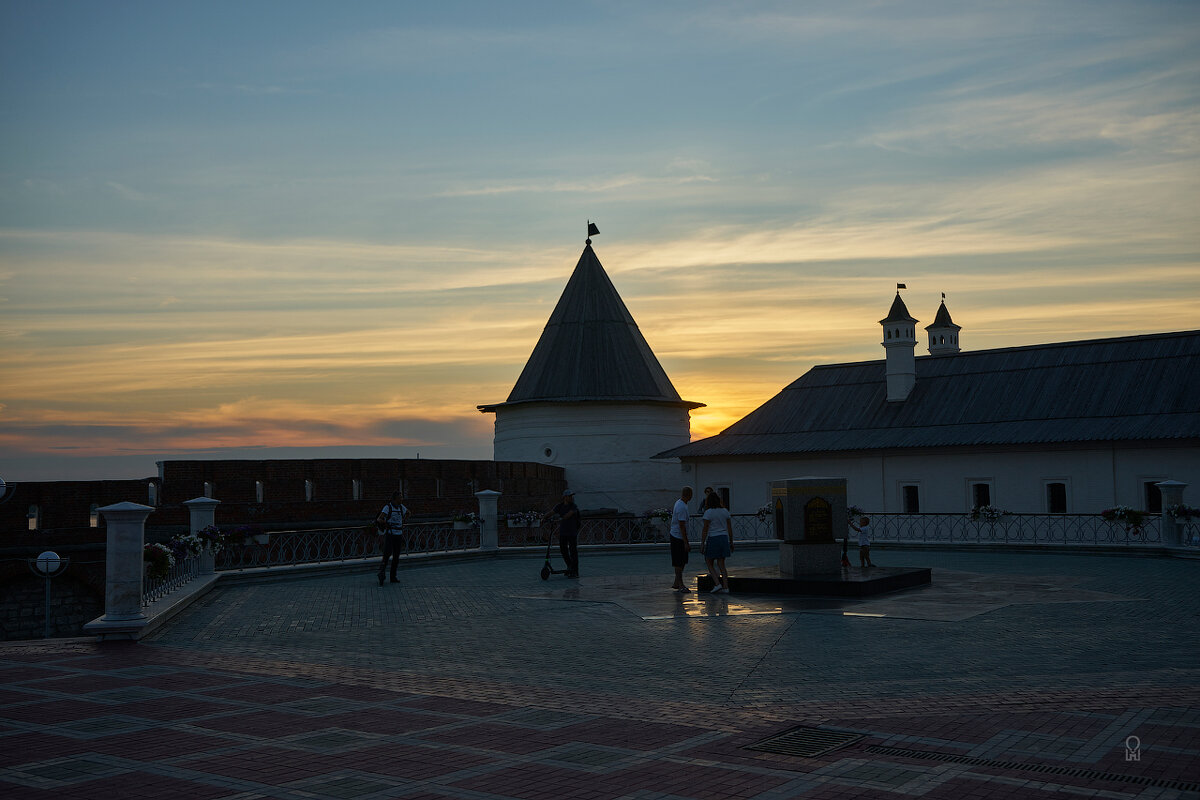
[493, 402, 693, 514]
[684, 441, 1200, 515]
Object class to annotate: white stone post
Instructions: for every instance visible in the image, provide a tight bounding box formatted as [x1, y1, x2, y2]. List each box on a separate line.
[84, 501, 154, 639]
[1156, 480, 1188, 547]
[475, 490, 501, 552]
[184, 497, 221, 574]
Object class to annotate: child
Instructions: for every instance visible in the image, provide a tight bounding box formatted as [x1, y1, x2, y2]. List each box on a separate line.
[849, 516, 875, 568]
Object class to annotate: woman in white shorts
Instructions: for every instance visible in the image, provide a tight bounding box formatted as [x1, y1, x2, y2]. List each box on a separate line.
[701, 493, 734, 593]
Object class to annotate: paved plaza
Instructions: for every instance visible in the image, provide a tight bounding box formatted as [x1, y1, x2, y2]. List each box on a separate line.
[2, 546, 1198, 799]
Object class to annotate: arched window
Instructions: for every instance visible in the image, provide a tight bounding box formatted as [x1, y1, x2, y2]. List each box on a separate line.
[204, 481, 215, 499]
[305, 480, 314, 501]
[255, 480, 264, 503]
[90, 504, 100, 528]
[352, 479, 363, 500]
[148, 482, 159, 506]
[27, 505, 39, 531]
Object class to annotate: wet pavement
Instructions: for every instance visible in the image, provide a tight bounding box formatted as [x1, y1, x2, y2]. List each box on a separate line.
[2, 546, 1198, 799]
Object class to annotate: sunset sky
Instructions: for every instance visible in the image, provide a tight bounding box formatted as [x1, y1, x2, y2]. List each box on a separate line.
[2, 1, 1198, 481]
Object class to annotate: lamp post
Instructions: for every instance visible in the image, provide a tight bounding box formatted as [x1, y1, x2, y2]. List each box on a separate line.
[29, 550, 70, 639]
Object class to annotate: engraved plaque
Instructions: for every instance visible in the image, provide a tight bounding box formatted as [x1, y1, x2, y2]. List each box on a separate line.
[804, 497, 833, 542]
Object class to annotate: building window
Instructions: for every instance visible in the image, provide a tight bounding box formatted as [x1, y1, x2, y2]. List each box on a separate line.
[27, 505, 39, 531]
[204, 481, 215, 499]
[1144, 481, 1163, 514]
[352, 479, 363, 500]
[970, 481, 992, 509]
[148, 482, 159, 506]
[716, 486, 731, 510]
[305, 480, 314, 502]
[435, 479, 443, 498]
[902, 485, 920, 513]
[1046, 482, 1068, 514]
[90, 504, 100, 528]
[255, 480, 264, 503]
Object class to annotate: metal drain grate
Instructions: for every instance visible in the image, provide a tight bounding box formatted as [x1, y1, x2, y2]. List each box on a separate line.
[745, 726, 865, 758]
[865, 745, 1200, 794]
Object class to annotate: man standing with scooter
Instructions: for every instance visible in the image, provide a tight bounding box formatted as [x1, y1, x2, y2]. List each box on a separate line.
[552, 489, 581, 578]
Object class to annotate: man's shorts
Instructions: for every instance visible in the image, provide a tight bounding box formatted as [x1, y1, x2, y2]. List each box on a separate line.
[670, 536, 689, 567]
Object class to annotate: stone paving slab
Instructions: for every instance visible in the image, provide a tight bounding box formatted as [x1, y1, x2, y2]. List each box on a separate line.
[1, 547, 1198, 799]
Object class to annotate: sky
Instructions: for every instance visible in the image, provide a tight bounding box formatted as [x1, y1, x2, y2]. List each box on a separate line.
[1, 1, 1198, 482]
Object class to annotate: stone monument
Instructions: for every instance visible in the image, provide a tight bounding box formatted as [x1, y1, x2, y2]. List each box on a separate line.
[773, 476, 846, 576]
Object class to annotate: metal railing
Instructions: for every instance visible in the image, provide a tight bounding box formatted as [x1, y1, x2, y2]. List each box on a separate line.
[216, 521, 479, 570]
[866, 512, 1197, 547]
[143, 554, 199, 606]
[502, 514, 777, 547]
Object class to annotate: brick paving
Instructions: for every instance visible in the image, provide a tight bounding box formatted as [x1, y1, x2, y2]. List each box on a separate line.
[1, 547, 1198, 799]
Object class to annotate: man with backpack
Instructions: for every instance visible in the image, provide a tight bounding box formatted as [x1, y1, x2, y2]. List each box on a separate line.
[375, 490, 409, 586]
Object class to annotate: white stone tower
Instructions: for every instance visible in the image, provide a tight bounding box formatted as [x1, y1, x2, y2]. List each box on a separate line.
[479, 236, 703, 513]
[925, 294, 961, 355]
[880, 288, 918, 402]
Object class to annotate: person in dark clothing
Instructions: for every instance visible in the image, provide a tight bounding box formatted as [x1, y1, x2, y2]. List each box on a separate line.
[551, 490, 581, 578]
[375, 490, 408, 586]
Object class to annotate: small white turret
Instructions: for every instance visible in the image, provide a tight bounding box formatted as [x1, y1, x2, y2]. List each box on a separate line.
[925, 294, 961, 355]
[880, 288, 918, 402]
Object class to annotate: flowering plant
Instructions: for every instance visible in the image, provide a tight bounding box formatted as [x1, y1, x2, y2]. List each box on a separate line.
[648, 508, 672, 522]
[170, 524, 228, 557]
[847, 505, 866, 519]
[453, 512, 479, 527]
[1100, 505, 1146, 534]
[969, 505, 1008, 522]
[756, 503, 774, 522]
[143, 543, 175, 581]
[1168, 504, 1200, 520]
[507, 511, 541, 527]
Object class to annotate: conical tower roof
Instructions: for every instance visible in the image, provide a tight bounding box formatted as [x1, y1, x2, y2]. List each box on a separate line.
[925, 299, 960, 330]
[479, 244, 702, 411]
[880, 292, 917, 324]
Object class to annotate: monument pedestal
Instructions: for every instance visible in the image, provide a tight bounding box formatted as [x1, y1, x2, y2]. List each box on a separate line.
[780, 542, 841, 576]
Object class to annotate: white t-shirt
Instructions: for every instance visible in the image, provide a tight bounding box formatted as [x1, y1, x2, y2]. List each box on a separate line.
[702, 507, 732, 537]
[669, 498, 689, 539]
[857, 521, 871, 546]
[381, 503, 408, 534]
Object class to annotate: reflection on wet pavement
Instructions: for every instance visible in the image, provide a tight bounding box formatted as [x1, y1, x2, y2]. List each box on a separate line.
[515, 569, 1140, 622]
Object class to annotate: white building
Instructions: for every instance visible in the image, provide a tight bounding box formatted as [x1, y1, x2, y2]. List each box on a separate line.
[655, 292, 1200, 516]
[479, 240, 703, 513]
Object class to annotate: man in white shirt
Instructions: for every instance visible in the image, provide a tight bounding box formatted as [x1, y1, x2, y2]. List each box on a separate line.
[669, 487, 693, 592]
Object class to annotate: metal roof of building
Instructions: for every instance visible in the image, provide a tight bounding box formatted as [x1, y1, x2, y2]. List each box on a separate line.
[479, 243, 702, 413]
[655, 329, 1200, 459]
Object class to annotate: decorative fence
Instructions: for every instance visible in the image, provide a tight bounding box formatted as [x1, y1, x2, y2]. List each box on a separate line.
[867, 512, 1200, 547]
[501, 514, 776, 547]
[216, 521, 479, 571]
[142, 554, 199, 605]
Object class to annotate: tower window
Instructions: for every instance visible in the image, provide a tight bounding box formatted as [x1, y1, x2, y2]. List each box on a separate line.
[90, 504, 100, 528]
[305, 479, 314, 501]
[1046, 482, 1067, 514]
[255, 480, 264, 503]
[27, 505, 39, 531]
